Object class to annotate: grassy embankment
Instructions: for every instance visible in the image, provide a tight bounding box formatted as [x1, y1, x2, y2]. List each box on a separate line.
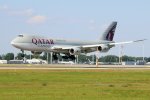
[0, 69, 150, 100]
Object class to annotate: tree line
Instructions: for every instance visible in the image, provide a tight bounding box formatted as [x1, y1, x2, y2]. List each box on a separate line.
[0, 52, 150, 62]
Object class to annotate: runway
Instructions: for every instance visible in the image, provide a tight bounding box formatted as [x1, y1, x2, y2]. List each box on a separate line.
[0, 64, 149, 70]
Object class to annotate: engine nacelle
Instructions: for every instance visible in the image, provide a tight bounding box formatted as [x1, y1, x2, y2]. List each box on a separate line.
[31, 51, 42, 55]
[69, 48, 81, 55]
[97, 45, 109, 52]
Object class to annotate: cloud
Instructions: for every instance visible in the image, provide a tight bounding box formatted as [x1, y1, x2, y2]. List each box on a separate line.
[100, 23, 110, 32]
[0, 5, 47, 25]
[27, 15, 47, 24]
[89, 19, 96, 24]
[88, 19, 97, 31]
[0, 5, 9, 10]
[0, 5, 34, 16]
[89, 26, 96, 31]
[9, 9, 34, 16]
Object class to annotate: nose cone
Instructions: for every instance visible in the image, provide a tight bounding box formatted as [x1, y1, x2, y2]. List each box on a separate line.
[11, 40, 17, 47]
[11, 35, 27, 50]
[11, 38, 21, 48]
[11, 40, 14, 45]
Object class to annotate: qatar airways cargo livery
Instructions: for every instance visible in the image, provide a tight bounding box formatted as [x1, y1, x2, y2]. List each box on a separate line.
[11, 21, 145, 60]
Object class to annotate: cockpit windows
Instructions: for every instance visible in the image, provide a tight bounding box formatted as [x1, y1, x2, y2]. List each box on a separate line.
[18, 34, 23, 37]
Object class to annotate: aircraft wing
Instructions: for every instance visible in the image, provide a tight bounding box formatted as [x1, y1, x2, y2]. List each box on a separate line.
[52, 39, 146, 49]
[51, 39, 146, 53]
[109, 39, 147, 45]
[79, 39, 147, 48]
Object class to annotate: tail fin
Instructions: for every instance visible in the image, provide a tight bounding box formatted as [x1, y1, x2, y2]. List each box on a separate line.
[100, 21, 117, 41]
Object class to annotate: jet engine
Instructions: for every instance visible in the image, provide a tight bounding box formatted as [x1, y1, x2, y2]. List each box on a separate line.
[69, 48, 81, 55]
[31, 51, 42, 55]
[97, 45, 109, 52]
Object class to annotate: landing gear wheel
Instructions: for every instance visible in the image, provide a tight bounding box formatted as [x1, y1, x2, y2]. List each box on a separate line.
[69, 55, 75, 61]
[21, 54, 25, 57]
[21, 49, 25, 57]
[53, 53, 58, 60]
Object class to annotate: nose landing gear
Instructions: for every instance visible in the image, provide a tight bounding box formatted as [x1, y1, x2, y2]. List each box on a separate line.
[20, 50, 26, 63]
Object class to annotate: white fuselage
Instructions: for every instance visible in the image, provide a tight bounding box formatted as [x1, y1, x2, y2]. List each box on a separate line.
[11, 34, 114, 54]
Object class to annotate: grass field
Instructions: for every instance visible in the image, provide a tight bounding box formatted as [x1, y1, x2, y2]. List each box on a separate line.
[0, 69, 150, 100]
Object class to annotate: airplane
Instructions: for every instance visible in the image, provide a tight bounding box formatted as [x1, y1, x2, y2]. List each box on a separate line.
[11, 21, 146, 60]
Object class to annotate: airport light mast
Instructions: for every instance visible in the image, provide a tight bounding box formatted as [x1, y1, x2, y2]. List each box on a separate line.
[119, 44, 123, 64]
[96, 48, 100, 67]
[142, 41, 145, 62]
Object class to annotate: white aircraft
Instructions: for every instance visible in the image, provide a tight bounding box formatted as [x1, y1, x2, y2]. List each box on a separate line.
[11, 21, 145, 60]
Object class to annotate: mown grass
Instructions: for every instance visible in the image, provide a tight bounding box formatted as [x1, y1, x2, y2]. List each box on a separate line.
[0, 69, 150, 100]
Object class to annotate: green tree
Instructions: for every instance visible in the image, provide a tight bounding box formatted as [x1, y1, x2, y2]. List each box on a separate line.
[78, 55, 92, 63]
[100, 55, 118, 62]
[122, 55, 136, 62]
[0, 55, 2, 60]
[4, 53, 14, 60]
[15, 53, 24, 60]
[136, 57, 143, 61]
[39, 52, 47, 60]
[144, 57, 150, 62]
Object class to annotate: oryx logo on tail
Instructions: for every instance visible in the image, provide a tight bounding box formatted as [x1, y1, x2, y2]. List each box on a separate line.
[99, 21, 117, 41]
[106, 24, 117, 41]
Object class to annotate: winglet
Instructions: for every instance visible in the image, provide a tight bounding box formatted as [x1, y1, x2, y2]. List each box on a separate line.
[109, 39, 147, 45]
[133, 39, 147, 42]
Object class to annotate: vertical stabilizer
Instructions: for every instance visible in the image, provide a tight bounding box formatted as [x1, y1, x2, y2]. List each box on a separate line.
[100, 21, 117, 41]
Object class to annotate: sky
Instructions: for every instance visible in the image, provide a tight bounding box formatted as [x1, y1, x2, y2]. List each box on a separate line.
[0, 0, 149, 57]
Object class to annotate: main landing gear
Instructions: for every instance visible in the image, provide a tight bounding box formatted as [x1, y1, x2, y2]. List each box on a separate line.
[52, 53, 76, 63]
[20, 49, 26, 63]
[62, 54, 76, 61]
[21, 50, 25, 58]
